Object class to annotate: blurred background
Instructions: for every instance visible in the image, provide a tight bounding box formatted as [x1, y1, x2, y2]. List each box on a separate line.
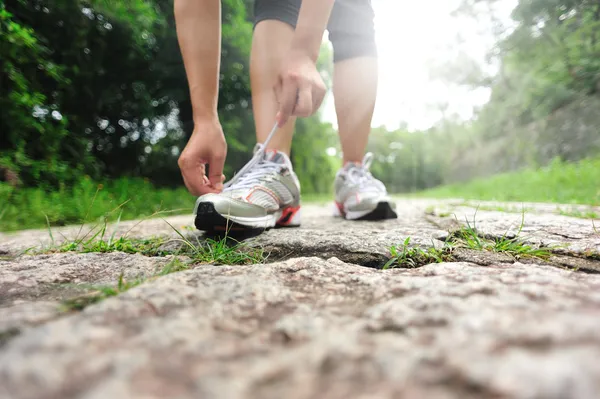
[1, 0, 599, 232]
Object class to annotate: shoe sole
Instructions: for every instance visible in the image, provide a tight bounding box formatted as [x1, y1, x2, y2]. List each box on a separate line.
[194, 202, 301, 232]
[338, 201, 398, 221]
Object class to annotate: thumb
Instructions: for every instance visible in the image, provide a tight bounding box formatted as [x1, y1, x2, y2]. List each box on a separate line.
[208, 151, 226, 191]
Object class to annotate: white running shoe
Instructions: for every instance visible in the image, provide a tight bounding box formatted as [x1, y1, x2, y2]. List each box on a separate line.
[333, 153, 397, 220]
[194, 146, 302, 232]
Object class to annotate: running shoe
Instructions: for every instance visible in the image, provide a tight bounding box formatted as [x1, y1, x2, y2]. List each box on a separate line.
[333, 153, 397, 220]
[194, 145, 301, 232]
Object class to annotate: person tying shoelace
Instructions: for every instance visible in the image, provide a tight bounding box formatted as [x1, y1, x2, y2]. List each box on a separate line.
[175, 0, 397, 232]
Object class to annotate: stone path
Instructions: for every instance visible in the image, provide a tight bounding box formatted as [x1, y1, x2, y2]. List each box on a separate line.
[1, 199, 600, 398]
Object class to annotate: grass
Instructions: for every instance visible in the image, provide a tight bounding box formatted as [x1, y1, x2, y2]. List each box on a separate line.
[416, 157, 600, 205]
[20, 179, 266, 266]
[393, 210, 553, 267]
[0, 177, 193, 232]
[0, 328, 20, 347]
[38, 214, 264, 266]
[61, 258, 189, 312]
[383, 237, 454, 269]
[54, 216, 264, 311]
[557, 208, 599, 219]
[449, 211, 552, 260]
[0, 177, 334, 232]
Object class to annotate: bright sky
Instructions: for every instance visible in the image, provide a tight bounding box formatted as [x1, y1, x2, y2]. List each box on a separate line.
[321, 0, 517, 131]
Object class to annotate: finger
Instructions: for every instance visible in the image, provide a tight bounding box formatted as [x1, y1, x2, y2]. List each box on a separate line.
[294, 81, 313, 117]
[183, 176, 218, 196]
[181, 174, 199, 196]
[312, 83, 326, 113]
[179, 156, 206, 196]
[180, 161, 219, 196]
[208, 150, 226, 192]
[276, 74, 299, 127]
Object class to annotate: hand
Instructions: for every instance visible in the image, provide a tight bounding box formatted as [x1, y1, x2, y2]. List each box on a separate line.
[275, 50, 327, 127]
[178, 119, 227, 196]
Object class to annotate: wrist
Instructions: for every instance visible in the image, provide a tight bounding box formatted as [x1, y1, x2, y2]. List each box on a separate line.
[192, 110, 219, 126]
[290, 37, 320, 63]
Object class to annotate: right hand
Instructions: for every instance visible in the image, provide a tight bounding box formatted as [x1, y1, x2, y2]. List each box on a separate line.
[275, 49, 327, 127]
[178, 119, 227, 196]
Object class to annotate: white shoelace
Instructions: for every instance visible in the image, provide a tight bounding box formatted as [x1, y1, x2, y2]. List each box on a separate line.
[223, 122, 280, 193]
[345, 153, 386, 193]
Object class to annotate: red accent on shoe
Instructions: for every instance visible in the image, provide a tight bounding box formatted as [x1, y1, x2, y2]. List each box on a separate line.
[277, 205, 301, 226]
[335, 201, 346, 217]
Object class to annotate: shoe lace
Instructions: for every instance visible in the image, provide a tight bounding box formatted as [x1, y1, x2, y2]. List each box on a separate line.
[223, 122, 281, 193]
[345, 153, 385, 192]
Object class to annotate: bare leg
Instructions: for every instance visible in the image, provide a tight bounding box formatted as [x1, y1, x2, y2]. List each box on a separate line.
[251, 20, 296, 155]
[333, 56, 378, 163]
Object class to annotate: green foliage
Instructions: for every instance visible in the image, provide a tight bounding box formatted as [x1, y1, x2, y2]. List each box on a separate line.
[383, 237, 454, 269]
[365, 126, 446, 193]
[417, 156, 600, 205]
[387, 0, 600, 194]
[0, 1, 77, 184]
[1, 0, 338, 199]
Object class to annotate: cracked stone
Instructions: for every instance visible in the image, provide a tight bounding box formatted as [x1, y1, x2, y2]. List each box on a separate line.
[1, 199, 600, 398]
[1, 258, 600, 399]
[0, 252, 176, 334]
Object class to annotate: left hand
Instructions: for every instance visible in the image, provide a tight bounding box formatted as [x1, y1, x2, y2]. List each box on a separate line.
[275, 50, 327, 127]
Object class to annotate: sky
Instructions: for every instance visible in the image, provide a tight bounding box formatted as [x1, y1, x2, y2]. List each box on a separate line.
[321, 0, 518, 131]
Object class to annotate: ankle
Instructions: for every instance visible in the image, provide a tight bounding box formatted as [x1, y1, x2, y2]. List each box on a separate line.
[343, 159, 362, 166]
[265, 146, 291, 157]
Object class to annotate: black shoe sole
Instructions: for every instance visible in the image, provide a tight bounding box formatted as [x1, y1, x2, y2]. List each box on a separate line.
[354, 201, 398, 221]
[195, 202, 302, 233]
[194, 202, 263, 233]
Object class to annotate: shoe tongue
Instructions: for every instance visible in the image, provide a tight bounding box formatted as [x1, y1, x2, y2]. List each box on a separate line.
[343, 161, 362, 172]
[263, 149, 291, 167]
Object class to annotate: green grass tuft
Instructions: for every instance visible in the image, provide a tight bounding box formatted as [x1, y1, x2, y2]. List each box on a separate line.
[162, 218, 263, 265]
[383, 237, 454, 269]
[55, 236, 168, 256]
[48, 231, 263, 266]
[60, 257, 188, 312]
[449, 212, 551, 260]
[60, 272, 146, 312]
[156, 257, 189, 275]
[34, 198, 265, 266]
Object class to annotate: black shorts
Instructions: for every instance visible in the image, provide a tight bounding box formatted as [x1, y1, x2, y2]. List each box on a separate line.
[254, 0, 377, 62]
